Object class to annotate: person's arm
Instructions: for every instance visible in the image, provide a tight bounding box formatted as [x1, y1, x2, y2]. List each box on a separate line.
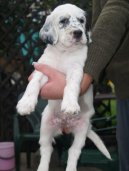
[33, 63, 93, 100]
[84, 0, 129, 82]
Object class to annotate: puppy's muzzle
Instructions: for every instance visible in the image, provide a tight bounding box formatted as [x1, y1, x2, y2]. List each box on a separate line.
[73, 30, 82, 39]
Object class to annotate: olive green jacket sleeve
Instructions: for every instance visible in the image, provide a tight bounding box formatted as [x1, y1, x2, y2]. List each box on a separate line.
[84, 0, 129, 82]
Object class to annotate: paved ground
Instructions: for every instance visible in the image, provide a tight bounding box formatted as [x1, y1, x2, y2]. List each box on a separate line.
[19, 150, 101, 171]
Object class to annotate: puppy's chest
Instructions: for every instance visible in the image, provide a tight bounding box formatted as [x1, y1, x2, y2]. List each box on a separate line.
[44, 56, 76, 73]
[43, 47, 86, 73]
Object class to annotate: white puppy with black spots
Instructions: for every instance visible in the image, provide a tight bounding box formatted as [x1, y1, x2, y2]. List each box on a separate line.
[17, 4, 111, 171]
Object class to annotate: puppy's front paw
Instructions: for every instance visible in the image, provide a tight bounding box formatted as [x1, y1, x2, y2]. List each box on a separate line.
[61, 101, 80, 115]
[16, 95, 37, 115]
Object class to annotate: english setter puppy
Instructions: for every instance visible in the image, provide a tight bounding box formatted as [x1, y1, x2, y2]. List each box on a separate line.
[17, 4, 111, 171]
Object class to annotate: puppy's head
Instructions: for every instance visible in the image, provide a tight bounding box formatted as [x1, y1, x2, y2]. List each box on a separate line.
[39, 4, 89, 47]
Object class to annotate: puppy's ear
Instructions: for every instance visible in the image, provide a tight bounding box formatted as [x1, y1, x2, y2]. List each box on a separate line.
[39, 15, 58, 45]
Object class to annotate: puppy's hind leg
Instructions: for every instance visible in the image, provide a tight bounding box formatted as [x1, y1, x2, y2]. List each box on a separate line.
[37, 106, 57, 171]
[65, 120, 90, 171]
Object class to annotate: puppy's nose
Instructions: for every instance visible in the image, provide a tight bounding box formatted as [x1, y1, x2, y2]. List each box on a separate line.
[73, 30, 82, 39]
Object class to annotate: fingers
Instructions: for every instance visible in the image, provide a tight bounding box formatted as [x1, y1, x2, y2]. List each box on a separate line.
[33, 63, 57, 78]
[32, 62, 66, 99]
[28, 63, 52, 81]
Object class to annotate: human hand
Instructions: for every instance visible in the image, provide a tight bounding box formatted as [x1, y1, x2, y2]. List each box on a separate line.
[29, 63, 93, 100]
[33, 63, 66, 99]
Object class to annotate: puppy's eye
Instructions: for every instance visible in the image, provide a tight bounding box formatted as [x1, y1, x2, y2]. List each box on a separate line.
[60, 18, 69, 25]
[79, 18, 84, 24]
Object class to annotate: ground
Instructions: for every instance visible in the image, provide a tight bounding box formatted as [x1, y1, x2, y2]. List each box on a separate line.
[18, 150, 101, 171]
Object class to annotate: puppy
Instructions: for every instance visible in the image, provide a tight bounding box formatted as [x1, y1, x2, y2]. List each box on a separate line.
[16, 4, 111, 171]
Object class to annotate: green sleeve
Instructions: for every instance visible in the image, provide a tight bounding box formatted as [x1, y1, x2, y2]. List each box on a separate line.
[92, 0, 101, 27]
[84, 0, 129, 82]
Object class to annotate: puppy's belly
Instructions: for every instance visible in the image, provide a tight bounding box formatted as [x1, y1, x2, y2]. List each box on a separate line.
[49, 113, 84, 134]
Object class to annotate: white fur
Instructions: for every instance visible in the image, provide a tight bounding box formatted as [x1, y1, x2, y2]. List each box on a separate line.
[16, 4, 111, 171]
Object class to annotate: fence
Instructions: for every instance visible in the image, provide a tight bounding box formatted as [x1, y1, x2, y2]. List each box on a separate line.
[0, 0, 91, 140]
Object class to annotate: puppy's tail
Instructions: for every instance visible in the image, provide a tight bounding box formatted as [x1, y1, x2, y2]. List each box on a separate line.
[87, 129, 112, 160]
